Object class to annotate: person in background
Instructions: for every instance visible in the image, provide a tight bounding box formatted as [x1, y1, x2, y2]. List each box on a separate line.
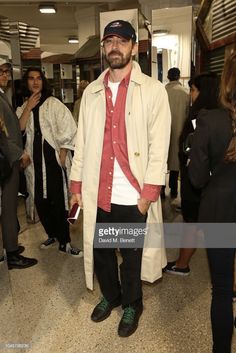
[70, 20, 171, 337]
[164, 72, 220, 275]
[17, 67, 82, 257]
[73, 80, 89, 124]
[189, 51, 236, 353]
[164, 67, 189, 199]
[0, 115, 11, 262]
[233, 270, 236, 301]
[0, 58, 37, 269]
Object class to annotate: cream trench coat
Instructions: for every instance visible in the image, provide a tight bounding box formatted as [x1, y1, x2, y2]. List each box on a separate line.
[70, 61, 171, 290]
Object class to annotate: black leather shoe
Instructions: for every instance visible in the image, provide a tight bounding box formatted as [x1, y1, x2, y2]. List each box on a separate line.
[17, 245, 25, 254]
[0, 246, 24, 263]
[118, 304, 143, 337]
[91, 297, 121, 322]
[7, 253, 38, 269]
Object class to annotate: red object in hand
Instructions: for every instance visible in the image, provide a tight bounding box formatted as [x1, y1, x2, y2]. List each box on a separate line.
[67, 203, 81, 224]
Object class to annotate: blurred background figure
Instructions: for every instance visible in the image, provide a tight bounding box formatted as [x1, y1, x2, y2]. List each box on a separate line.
[0, 58, 37, 269]
[164, 72, 220, 275]
[0, 115, 11, 262]
[189, 52, 236, 353]
[163, 67, 189, 200]
[17, 67, 82, 257]
[73, 80, 89, 124]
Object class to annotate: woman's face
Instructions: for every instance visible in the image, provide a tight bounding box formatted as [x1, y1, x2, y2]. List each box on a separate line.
[190, 84, 200, 104]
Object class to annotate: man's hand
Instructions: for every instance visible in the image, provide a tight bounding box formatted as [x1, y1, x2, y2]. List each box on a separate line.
[137, 198, 151, 215]
[70, 193, 83, 209]
[20, 151, 31, 169]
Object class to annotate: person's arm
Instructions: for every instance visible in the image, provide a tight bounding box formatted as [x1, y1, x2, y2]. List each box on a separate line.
[18, 92, 41, 131]
[0, 112, 23, 165]
[70, 92, 87, 209]
[59, 148, 67, 168]
[70, 181, 83, 208]
[188, 110, 211, 189]
[53, 98, 77, 151]
[138, 185, 162, 214]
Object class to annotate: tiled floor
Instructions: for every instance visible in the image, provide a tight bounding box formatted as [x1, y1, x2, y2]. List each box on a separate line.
[0, 194, 235, 353]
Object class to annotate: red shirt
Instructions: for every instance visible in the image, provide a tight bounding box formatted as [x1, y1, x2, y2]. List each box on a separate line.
[71, 70, 161, 211]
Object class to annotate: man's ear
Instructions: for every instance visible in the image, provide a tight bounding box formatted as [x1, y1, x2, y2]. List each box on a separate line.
[132, 43, 138, 56]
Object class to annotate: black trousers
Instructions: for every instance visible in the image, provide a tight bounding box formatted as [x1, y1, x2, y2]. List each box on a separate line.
[1, 163, 19, 252]
[34, 165, 70, 246]
[207, 248, 235, 353]
[94, 204, 146, 308]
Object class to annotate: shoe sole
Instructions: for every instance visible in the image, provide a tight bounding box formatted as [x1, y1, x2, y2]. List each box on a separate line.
[165, 270, 190, 276]
[118, 324, 139, 337]
[67, 253, 84, 258]
[71, 252, 83, 258]
[40, 242, 57, 249]
[8, 262, 38, 270]
[58, 250, 83, 258]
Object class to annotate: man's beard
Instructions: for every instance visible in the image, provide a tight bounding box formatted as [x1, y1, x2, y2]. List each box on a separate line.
[104, 49, 132, 69]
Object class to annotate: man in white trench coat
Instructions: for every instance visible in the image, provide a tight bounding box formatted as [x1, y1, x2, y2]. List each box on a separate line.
[70, 20, 171, 337]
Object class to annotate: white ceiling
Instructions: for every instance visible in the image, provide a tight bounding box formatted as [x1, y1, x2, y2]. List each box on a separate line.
[0, 0, 140, 54]
[0, 0, 200, 55]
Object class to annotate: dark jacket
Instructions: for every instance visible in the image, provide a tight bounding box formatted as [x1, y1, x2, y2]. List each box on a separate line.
[188, 108, 236, 222]
[179, 108, 201, 203]
[0, 92, 23, 166]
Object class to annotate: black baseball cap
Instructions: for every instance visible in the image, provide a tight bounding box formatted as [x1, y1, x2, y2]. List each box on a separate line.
[102, 20, 137, 42]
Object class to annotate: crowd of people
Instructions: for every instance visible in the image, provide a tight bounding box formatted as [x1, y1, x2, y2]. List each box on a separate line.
[0, 19, 235, 353]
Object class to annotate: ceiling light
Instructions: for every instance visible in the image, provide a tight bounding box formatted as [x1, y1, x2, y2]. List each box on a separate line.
[39, 4, 57, 14]
[68, 37, 79, 44]
[153, 29, 169, 37]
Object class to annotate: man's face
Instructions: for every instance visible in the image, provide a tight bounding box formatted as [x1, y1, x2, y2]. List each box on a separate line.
[27, 71, 43, 94]
[0, 64, 11, 89]
[102, 35, 137, 69]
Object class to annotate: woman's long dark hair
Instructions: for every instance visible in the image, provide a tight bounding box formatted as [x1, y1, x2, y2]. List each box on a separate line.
[179, 72, 220, 166]
[221, 51, 236, 162]
[190, 72, 220, 118]
[21, 67, 53, 99]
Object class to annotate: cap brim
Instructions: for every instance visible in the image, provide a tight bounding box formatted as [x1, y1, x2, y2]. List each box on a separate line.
[0, 62, 11, 68]
[101, 33, 131, 42]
